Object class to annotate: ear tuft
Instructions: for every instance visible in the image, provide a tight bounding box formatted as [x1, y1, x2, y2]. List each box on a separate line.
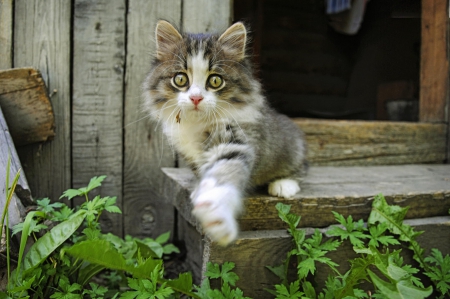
[155, 20, 182, 60]
[218, 22, 247, 60]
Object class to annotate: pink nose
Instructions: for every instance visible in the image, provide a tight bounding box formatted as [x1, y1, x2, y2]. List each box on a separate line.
[190, 95, 203, 106]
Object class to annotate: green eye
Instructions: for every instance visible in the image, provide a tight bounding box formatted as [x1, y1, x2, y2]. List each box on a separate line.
[173, 73, 188, 87]
[208, 75, 223, 89]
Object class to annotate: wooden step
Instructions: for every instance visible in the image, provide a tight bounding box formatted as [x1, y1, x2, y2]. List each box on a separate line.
[163, 165, 450, 231]
[162, 165, 450, 296]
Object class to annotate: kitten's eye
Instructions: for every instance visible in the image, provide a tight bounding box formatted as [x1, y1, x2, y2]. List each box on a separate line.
[208, 75, 223, 89]
[173, 73, 189, 87]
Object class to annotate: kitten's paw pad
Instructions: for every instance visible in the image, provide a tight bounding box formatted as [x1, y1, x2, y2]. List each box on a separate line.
[191, 183, 241, 246]
[268, 179, 300, 199]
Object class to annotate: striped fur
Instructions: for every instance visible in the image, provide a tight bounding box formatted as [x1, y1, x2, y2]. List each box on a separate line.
[143, 21, 307, 245]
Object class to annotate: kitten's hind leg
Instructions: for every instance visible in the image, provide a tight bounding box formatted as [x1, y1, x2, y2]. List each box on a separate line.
[268, 178, 300, 199]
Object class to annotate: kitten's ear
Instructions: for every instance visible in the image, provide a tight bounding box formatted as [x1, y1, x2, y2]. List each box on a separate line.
[218, 22, 247, 61]
[155, 20, 182, 60]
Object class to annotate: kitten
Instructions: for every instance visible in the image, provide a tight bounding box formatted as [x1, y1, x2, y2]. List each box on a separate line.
[143, 20, 307, 246]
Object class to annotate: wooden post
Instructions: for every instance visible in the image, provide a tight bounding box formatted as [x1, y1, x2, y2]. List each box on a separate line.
[420, 0, 449, 122]
[0, 0, 13, 69]
[72, 0, 126, 236]
[14, 0, 72, 200]
[123, 0, 181, 238]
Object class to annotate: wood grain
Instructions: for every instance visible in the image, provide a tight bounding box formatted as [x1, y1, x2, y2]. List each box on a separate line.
[182, 0, 232, 33]
[14, 0, 72, 200]
[72, 0, 126, 236]
[123, 0, 181, 238]
[163, 164, 450, 231]
[419, 0, 448, 122]
[0, 0, 12, 69]
[295, 119, 447, 165]
[0, 68, 55, 146]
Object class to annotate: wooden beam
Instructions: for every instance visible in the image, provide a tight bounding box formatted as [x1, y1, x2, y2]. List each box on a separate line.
[163, 165, 450, 231]
[0, 68, 55, 146]
[123, 0, 181, 238]
[419, 0, 449, 122]
[14, 0, 72, 200]
[0, 0, 13, 69]
[72, 0, 126, 236]
[294, 118, 447, 165]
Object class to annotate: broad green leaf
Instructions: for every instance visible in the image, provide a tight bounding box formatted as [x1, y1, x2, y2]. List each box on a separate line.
[77, 263, 105, 286]
[22, 210, 86, 273]
[166, 272, 193, 294]
[367, 269, 432, 299]
[135, 240, 159, 258]
[155, 231, 170, 244]
[65, 239, 128, 271]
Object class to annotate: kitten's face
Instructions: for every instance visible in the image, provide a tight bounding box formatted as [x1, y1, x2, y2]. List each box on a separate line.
[144, 21, 261, 124]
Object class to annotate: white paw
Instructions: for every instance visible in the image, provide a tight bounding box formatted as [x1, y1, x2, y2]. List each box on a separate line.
[191, 179, 241, 246]
[268, 179, 300, 198]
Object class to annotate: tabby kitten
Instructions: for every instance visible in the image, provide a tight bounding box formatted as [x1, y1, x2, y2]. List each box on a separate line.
[143, 20, 307, 246]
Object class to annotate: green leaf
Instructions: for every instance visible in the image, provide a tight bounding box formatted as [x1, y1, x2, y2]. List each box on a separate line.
[78, 263, 105, 286]
[135, 240, 160, 259]
[205, 262, 239, 287]
[60, 189, 84, 200]
[334, 258, 371, 298]
[367, 268, 432, 299]
[155, 231, 171, 244]
[51, 205, 74, 221]
[328, 212, 368, 248]
[105, 205, 122, 214]
[162, 243, 180, 255]
[275, 281, 305, 299]
[368, 224, 400, 248]
[23, 210, 87, 272]
[424, 248, 450, 296]
[86, 175, 107, 193]
[65, 239, 128, 271]
[166, 272, 193, 294]
[36, 198, 64, 214]
[368, 194, 426, 268]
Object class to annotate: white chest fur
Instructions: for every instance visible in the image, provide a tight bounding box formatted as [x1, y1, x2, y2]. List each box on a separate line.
[163, 120, 206, 165]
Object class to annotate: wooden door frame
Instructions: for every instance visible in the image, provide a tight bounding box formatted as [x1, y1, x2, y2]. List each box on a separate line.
[420, 0, 449, 124]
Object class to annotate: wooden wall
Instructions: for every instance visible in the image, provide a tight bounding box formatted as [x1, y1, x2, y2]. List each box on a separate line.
[1, 0, 232, 238]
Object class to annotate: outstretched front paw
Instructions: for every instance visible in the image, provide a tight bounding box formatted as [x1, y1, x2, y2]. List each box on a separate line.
[191, 179, 241, 246]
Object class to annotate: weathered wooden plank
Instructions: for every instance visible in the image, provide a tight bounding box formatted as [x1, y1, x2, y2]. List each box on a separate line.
[163, 164, 450, 231]
[206, 216, 450, 298]
[13, 0, 72, 200]
[419, 0, 448, 122]
[123, 0, 181, 238]
[0, 106, 29, 230]
[0, 0, 13, 69]
[72, 0, 125, 236]
[0, 68, 55, 146]
[182, 0, 232, 33]
[295, 119, 447, 165]
[177, 214, 204, 284]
